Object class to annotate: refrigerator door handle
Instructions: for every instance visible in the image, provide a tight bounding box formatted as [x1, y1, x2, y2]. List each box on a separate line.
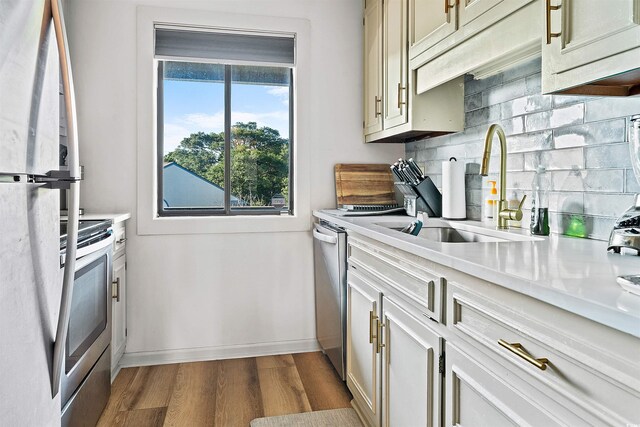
[50, 0, 81, 398]
[51, 0, 80, 181]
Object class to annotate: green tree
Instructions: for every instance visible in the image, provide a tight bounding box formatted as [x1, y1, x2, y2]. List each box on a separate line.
[164, 122, 289, 207]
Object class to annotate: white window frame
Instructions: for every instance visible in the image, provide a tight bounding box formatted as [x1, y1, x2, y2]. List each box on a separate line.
[136, 6, 311, 235]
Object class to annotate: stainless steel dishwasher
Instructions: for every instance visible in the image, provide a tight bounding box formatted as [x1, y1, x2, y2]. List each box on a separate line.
[313, 221, 347, 380]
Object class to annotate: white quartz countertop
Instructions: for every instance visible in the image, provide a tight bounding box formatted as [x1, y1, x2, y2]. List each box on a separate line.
[314, 210, 640, 338]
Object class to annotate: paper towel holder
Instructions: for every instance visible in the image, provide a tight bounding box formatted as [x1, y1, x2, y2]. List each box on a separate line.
[442, 157, 466, 220]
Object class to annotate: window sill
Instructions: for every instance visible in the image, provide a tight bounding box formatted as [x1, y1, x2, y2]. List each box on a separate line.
[137, 211, 311, 235]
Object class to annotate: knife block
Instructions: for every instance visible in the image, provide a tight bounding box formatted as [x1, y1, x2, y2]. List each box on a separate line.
[413, 176, 442, 217]
[394, 180, 441, 217]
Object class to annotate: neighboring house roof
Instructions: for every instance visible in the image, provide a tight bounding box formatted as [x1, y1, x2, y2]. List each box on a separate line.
[162, 162, 244, 208]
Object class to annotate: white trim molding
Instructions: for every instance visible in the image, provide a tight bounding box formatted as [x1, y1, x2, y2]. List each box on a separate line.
[136, 6, 311, 235]
[119, 338, 320, 368]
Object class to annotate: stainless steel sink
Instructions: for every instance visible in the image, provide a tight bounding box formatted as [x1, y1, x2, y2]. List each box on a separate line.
[375, 219, 543, 244]
[417, 227, 506, 243]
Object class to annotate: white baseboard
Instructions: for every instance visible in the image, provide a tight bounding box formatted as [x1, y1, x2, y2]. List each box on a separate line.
[119, 338, 321, 368]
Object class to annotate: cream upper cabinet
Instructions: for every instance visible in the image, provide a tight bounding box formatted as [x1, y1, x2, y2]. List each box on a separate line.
[383, 0, 408, 130]
[409, 0, 457, 59]
[363, 0, 464, 143]
[458, 0, 506, 27]
[542, 0, 640, 95]
[411, 0, 538, 94]
[364, 0, 383, 135]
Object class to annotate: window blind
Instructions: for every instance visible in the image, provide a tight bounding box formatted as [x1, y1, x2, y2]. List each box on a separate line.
[155, 26, 295, 65]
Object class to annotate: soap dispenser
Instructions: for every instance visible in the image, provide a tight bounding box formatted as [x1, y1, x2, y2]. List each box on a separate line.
[484, 180, 498, 222]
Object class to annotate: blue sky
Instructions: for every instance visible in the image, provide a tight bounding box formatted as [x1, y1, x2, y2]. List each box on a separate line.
[163, 80, 290, 154]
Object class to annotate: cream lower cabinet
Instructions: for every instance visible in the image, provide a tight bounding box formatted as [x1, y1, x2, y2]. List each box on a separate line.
[347, 267, 442, 427]
[445, 343, 563, 426]
[343, 230, 640, 427]
[347, 270, 383, 427]
[111, 221, 127, 377]
[381, 296, 441, 427]
[446, 277, 640, 426]
[347, 232, 445, 427]
[541, 0, 640, 95]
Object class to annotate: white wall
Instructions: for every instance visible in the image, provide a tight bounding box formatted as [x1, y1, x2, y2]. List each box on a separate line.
[66, 0, 402, 362]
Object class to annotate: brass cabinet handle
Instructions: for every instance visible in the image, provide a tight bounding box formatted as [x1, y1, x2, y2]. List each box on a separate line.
[376, 320, 385, 353]
[545, 0, 561, 44]
[374, 96, 382, 117]
[397, 83, 406, 110]
[112, 277, 121, 302]
[369, 310, 377, 344]
[444, 0, 453, 14]
[498, 339, 549, 371]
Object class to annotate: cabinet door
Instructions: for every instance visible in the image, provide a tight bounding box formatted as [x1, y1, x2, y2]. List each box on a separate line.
[409, 0, 457, 55]
[458, 0, 505, 27]
[445, 343, 563, 427]
[383, 0, 408, 129]
[381, 297, 441, 427]
[543, 0, 640, 86]
[111, 254, 127, 373]
[364, 0, 383, 135]
[347, 270, 383, 427]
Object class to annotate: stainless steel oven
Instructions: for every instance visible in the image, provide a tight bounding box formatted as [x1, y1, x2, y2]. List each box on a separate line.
[60, 221, 114, 426]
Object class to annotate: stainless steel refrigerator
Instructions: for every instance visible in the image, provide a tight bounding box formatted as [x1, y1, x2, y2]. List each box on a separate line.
[1, 0, 81, 425]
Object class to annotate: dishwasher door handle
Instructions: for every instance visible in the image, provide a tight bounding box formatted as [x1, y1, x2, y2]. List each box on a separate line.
[313, 228, 338, 245]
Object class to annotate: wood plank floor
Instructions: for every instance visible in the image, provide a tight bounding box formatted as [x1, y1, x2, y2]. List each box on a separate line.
[97, 352, 352, 427]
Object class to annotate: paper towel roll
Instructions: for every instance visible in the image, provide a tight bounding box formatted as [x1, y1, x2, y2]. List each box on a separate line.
[442, 158, 466, 219]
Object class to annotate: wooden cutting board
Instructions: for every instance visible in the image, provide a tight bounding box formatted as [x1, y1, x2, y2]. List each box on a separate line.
[335, 164, 396, 206]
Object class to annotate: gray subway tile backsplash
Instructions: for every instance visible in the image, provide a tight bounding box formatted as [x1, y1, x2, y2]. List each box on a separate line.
[482, 77, 527, 106]
[584, 143, 632, 169]
[405, 58, 640, 240]
[550, 169, 624, 193]
[625, 170, 640, 193]
[553, 119, 626, 149]
[501, 94, 552, 119]
[524, 103, 584, 133]
[523, 147, 583, 171]
[584, 97, 640, 122]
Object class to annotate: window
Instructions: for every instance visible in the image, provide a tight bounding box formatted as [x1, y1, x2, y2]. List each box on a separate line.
[155, 26, 295, 216]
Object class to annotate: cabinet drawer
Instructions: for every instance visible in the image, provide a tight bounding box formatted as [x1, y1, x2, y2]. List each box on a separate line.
[348, 234, 444, 322]
[445, 342, 567, 427]
[447, 281, 640, 425]
[112, 222, 126, 256]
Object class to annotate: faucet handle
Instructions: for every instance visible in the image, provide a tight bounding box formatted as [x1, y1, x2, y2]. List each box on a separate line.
[499, 195, 527, 222]
[517, 194, 527, 212]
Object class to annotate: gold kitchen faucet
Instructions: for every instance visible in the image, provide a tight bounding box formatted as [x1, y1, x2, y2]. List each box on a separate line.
[480, 124, 527, 229]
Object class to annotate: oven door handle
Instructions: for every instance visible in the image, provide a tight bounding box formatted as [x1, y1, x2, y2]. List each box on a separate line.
[75, 232, 114, 260]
